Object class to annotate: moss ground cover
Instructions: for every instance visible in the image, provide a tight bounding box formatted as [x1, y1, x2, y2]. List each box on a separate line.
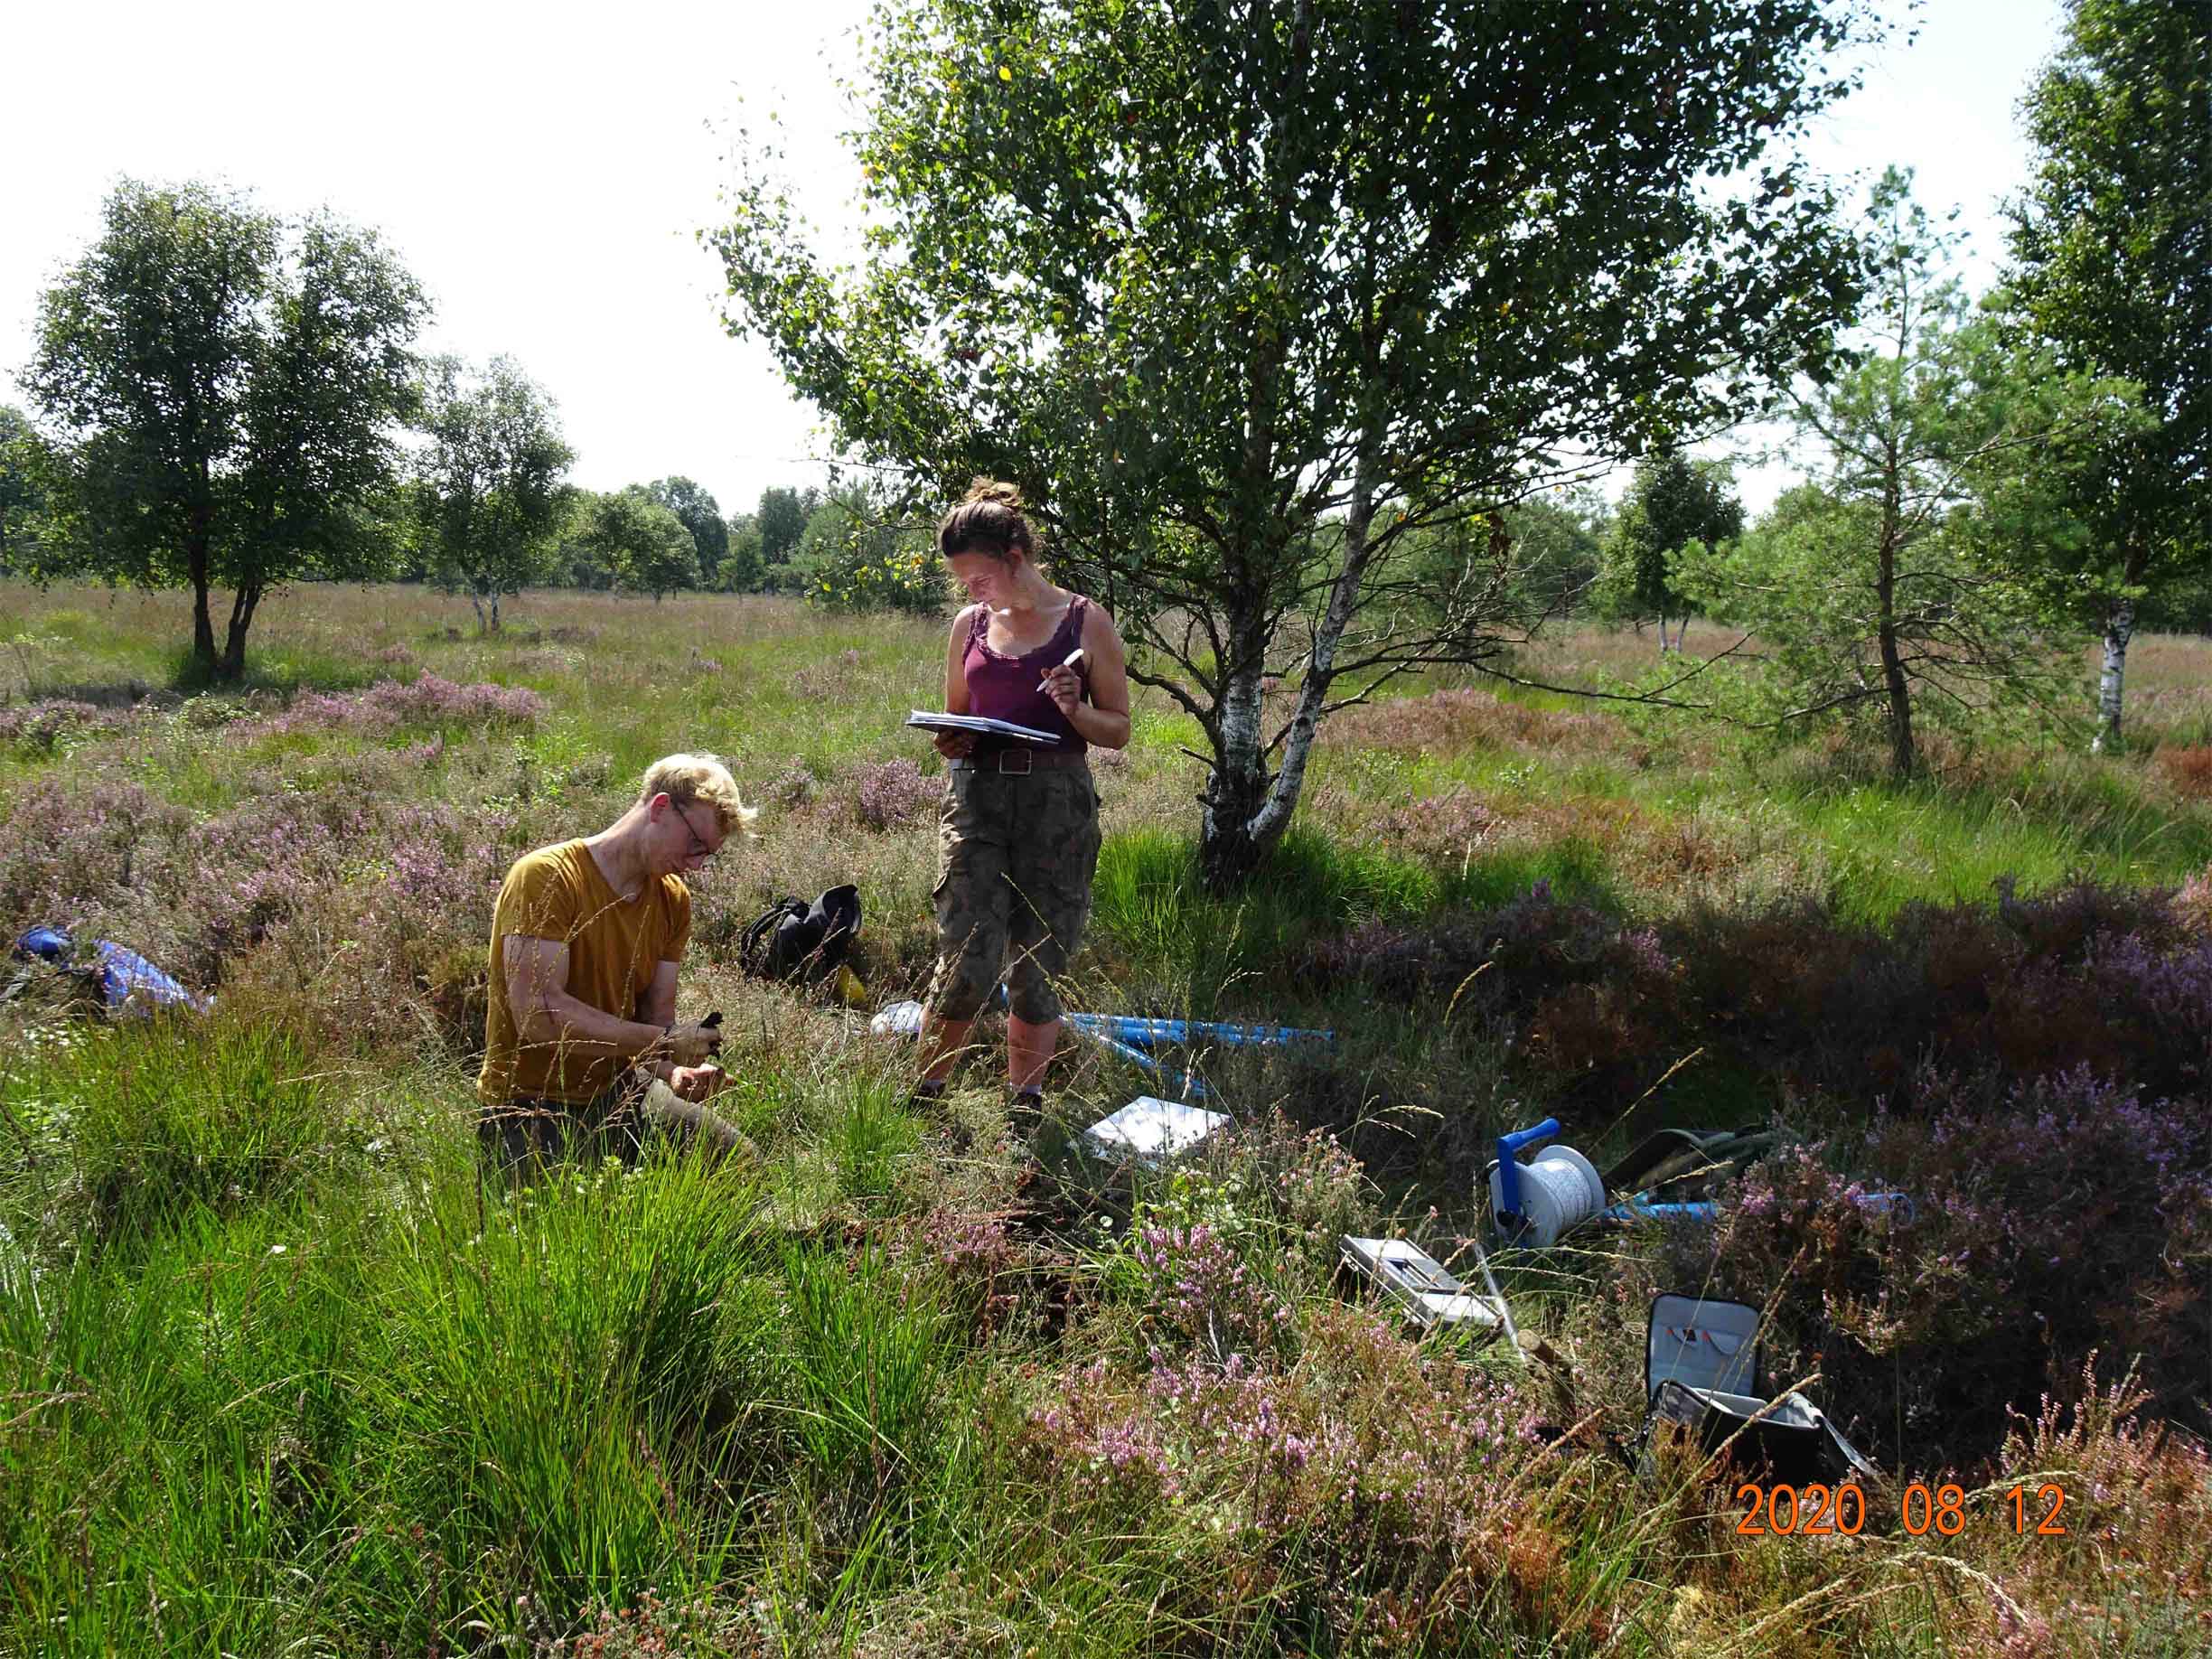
[1, 581, 2207, 1654]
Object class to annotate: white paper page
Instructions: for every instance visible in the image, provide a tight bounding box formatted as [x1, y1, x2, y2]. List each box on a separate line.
[905, 709, 1064, 745]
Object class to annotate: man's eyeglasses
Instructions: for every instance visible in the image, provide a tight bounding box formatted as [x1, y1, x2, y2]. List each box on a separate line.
[670, 799, 718, 864]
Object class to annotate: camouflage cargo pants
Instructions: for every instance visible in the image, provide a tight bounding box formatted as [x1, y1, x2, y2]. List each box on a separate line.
[928, 762, 1101, 1023]
[479, 1077, 747, 1176]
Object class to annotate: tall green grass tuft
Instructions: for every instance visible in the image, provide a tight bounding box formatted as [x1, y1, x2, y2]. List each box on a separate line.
[26, 1020, 344, 1244]
[1092, 826, 1441, 999]
[1090, 822, 1617, 1005]
[0, 1200, 378, 1653]
[356, 1149, 783, 1624]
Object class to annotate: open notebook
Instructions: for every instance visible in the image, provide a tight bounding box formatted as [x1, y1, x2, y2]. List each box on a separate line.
[905, 709, 1063, 745]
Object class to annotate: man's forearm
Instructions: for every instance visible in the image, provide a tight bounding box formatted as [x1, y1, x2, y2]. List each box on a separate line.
[517, 989, 670, 1066]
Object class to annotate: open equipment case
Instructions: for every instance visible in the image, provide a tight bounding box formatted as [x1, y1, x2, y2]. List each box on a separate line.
[1638, 1294, 1878, 1485]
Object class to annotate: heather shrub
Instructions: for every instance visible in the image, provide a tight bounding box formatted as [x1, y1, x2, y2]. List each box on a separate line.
[1023, 1309, 1576, 1648]
[1319, 686, 1620, 758]
[851, 756, 938, 831]
[882, 1206, 1025, 1340]
[1664, 1065, 2212, 1465]
[1220, 1112, 1378, 1271]
[0, 783, 194, 946]
[0, 698, 134, 754]
[1297, 880, 1682, 1103]
[1992, 1357, 2212, 1649]
[1991, 873, 2190, 961]
[1105, 1167, 1297, 1366]
[765, 761, 819, 807]
[2179, 866, 2212, 933]
[1366, 786, 1503, 867]
[1306, 876, 2212, 1111]
[233, 673, 547, 741]
[221, 798, 518, 1054]
[179, 789, 374, 974]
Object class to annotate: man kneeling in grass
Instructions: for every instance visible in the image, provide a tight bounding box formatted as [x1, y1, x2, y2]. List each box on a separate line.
[477, 753, 754, 1172]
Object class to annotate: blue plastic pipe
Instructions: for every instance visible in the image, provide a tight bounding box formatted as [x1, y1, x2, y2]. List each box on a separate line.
[1067, 1020, 1214, 1101]
[1064, 1013, 1334, 1049]
[1600, 1190, 1916, 1226]
[1600, 1199, 1720, 1223]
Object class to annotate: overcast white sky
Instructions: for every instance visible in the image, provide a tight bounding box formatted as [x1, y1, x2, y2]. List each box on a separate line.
[1, 0, 2065, 522]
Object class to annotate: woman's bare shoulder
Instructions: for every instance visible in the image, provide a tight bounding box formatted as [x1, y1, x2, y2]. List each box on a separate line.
[1074, 594, 1122, 639]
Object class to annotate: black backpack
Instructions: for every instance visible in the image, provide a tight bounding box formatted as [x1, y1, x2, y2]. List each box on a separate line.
[738, 885, 861, 983]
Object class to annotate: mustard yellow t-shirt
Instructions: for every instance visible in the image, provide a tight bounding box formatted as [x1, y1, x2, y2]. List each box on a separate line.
[476, 839, 691, 1107]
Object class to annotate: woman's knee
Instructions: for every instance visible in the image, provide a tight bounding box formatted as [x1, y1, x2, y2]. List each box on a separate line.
[1004, 959, 1064, 1026]
[930, 953, 1002, 1021]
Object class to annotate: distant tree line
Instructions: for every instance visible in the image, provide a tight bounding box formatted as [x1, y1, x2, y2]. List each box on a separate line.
[0, 180, 957, 679]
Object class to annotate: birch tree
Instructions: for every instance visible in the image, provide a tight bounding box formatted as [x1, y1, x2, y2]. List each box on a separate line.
[23, 181, 426, 680]
[1673, 171, 2144, 778]
[410, 356, 574, 633]
[711, 0, 1878, 885]
[2003, 0, 2211, 754]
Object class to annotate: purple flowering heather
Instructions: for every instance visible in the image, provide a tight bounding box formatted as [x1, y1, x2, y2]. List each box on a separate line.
[238, 675, 547, 741]
[1024, 1308, 1547, 1642]
[852, 758, 938, 831]
[1689, 1064, 2212, 1467]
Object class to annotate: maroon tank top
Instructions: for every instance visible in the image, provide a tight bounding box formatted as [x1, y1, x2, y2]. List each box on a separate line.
[962, 595, 1089, 753]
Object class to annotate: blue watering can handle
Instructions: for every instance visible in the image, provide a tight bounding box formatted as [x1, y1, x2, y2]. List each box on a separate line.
[1494, 1119, 1561, 1221]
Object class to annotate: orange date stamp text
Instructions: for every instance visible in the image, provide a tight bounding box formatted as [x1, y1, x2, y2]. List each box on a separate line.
[1733, 1481, 2068, 1538]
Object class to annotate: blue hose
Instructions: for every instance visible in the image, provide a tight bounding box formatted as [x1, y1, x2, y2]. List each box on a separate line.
[1064, 1013, 1334, 1049]
[1067, 1021, 1214, 1100]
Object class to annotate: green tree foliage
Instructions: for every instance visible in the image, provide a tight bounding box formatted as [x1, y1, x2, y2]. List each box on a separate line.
[788, 485, 944, 615]
[711, 0, 1877, 885]
[1504, 487, 1609, 617]
[642, 476, 729, 583]
[1594, 453, 1743, 649]
[2003, 0, 2212, 752]
[1674, 171, 2144, 779]
[22, 180, 427, 681]
[755, 485, 817, 570]
[580, 488, 701, 600]
[0, 407, 54, 576]
[1395, 488, 1607, 635]
[722, 513, 766, 593]
[549, 492, 620, 590]
[409, 355, 575, 632]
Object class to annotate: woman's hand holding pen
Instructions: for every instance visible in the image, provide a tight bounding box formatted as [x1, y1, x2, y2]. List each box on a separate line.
[1040, 648, 1086, 716]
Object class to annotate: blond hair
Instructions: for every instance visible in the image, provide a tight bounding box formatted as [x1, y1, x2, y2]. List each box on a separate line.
[639, 753, 758, 837]
[937, 477, 1041, 564]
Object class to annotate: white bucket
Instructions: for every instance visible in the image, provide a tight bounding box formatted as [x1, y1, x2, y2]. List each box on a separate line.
[1490, 1143, 1607, 1247]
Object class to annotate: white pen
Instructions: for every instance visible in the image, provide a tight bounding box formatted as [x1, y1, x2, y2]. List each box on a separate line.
[1037, 647, 1086, 695]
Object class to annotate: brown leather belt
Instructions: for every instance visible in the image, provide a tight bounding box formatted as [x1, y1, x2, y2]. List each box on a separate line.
[951, 747, 1087, 774]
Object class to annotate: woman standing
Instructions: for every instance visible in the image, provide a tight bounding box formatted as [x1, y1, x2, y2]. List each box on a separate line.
[915, 480, 1130, 1114]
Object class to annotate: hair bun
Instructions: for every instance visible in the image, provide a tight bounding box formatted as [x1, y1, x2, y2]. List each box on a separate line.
[962, 477, 1024, 511]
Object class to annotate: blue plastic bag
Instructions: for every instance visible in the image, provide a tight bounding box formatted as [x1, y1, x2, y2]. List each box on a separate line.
[11, 927, 212, 1017]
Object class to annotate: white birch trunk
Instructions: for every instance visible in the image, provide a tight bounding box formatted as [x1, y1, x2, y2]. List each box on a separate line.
[2092, 595, 2133, 755]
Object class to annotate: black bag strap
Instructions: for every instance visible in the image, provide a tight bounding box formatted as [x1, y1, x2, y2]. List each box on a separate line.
[739, 896, 808, 976]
